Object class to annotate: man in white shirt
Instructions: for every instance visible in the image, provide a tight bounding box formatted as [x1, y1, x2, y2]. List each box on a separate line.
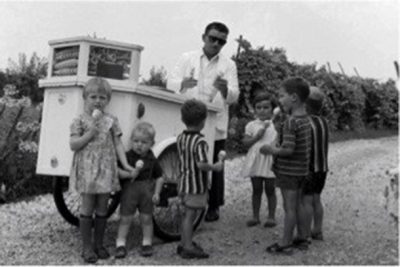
[167, 22, 239, 222]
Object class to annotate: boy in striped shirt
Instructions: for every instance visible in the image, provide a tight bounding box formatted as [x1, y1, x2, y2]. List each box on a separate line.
[176, 99, 224, 259]
[303, 86, 329, 241]
[260, 77, 312, 254]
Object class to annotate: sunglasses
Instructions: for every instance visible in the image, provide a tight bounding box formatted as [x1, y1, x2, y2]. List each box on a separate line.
[207, 35, 227, 46]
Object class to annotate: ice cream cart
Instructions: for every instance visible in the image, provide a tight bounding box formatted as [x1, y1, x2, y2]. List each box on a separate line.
[36, 36, 221, 241]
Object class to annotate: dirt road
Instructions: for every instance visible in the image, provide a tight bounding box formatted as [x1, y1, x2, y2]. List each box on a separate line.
[0, 136, 398, 265]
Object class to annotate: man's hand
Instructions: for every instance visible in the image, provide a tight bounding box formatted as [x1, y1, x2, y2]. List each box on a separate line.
[180, 77, 198, 93]
[213, 75, 228, 98]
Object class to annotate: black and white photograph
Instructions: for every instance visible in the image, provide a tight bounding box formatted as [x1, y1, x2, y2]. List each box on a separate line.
[0, 0, 398, 265]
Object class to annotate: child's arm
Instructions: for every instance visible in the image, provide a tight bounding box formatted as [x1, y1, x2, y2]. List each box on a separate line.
[152, 176, 165, 205]
[196, 150, 226, 172]
[114, 135, 135, 172]
[260, 141, 294, 156]
[70, 123, 98, 151]
[118, 167, 140, 180]
[197, 161, 224, 172]
[242, 127, 266, 149]
[260, 119, 295, 156]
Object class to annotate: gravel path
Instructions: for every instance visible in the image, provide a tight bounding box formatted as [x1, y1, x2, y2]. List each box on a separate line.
[0, 136, 398, 265]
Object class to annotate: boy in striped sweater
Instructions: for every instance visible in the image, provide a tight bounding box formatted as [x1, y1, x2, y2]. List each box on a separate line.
[260, 77, 312, 254]
[176, 99, 225, 259]
[302, 86, 329, 241]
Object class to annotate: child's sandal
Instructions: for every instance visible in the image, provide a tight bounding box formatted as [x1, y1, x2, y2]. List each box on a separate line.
[266, 243, 293, 255]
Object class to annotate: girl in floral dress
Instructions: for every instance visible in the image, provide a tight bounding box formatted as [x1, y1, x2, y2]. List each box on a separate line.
[242, 93, 278, 228]
[69, 77, 134, 263]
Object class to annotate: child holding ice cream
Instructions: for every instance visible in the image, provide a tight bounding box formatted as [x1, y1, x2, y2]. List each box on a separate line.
[69, 77, 135, 263]
[115, 121, 164, 258]
[242, 93, 278, 228]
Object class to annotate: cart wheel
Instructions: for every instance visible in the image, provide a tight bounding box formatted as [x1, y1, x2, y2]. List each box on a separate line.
[53, 176, 121, 226]
[153, 144, 206, 241]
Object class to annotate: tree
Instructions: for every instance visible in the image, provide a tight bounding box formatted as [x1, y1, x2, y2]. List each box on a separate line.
[142, 66, 167, 88]
[1, 52, 48, 103]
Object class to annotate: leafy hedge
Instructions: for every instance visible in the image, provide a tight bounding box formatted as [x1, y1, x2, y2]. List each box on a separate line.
[0, 95, 52, 203]
[226, 38, 398, 153]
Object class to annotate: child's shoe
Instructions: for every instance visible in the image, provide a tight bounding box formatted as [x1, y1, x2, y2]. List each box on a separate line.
[177, 241, 204, 255]
[311, 231, 324, 240]
[292, 237, 311, 250]
[82, 248, 98, 263]
[263, 218, 277, 228]
[180, 246, 209, 259]
[266, 242, 293, 255]
[94, 246, 110, 259]
[140, 245, 153, 257]
[115, 246, 127, 259]
[246, 219, 261, 227]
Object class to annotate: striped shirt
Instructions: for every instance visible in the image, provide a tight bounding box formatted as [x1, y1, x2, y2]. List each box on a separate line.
[177, 130, 209, 194]
[309, 115, 329, 172]
[273, 115, 312, 177]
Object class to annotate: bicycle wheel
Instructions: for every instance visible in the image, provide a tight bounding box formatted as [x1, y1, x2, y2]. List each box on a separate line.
[53, 176, 121, 226]
[153, 144, 206, 241]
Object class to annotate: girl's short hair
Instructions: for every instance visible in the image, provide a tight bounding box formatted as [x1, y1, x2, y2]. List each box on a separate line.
[252, 92, 277, 109]
[131, 121, 156, 142]
[181, 99, 207, 127]
[83, 77, 112, 100]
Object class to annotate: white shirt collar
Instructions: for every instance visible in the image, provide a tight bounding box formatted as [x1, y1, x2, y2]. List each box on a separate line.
[200, 49, 220, 62]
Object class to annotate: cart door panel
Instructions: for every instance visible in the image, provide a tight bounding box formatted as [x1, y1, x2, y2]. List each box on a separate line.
[36, 88, 82, 176]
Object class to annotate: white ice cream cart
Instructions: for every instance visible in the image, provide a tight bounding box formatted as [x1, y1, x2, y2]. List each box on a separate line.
[36, 36, 221, 240]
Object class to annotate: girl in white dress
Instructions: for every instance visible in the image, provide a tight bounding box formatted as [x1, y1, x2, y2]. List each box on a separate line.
[242, 93, 278, 227]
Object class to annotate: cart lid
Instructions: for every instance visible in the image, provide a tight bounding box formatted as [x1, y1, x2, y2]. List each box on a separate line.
[48, 36, 144, 51]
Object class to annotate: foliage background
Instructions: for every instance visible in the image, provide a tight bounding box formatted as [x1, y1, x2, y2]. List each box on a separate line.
[225, 38, 398, 153]
[0, 38, 398, 202]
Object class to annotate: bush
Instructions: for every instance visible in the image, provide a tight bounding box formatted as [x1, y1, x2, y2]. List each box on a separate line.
[226, 37, 398, 153]
[0, 92, 47, 203]
[0, 53, 48, 203]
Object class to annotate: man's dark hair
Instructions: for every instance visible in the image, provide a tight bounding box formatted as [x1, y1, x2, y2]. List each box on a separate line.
[282, 77, 310, 103]
[204, 22, 229, 35]
[181, 99, 208, 127]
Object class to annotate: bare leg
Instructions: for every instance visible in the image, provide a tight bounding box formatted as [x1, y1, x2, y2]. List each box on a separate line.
[302, 194, 314, 239]
[116, 215, 134, 247]
[264, 178, 277, 221]
[181, 207, 196, 249]
[296, 190, 309, 240]
[312, 194, 324, 234]
[140, 213, 153, 246]
[280, 189, 298, 246]
[249, 177, 263, 223]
